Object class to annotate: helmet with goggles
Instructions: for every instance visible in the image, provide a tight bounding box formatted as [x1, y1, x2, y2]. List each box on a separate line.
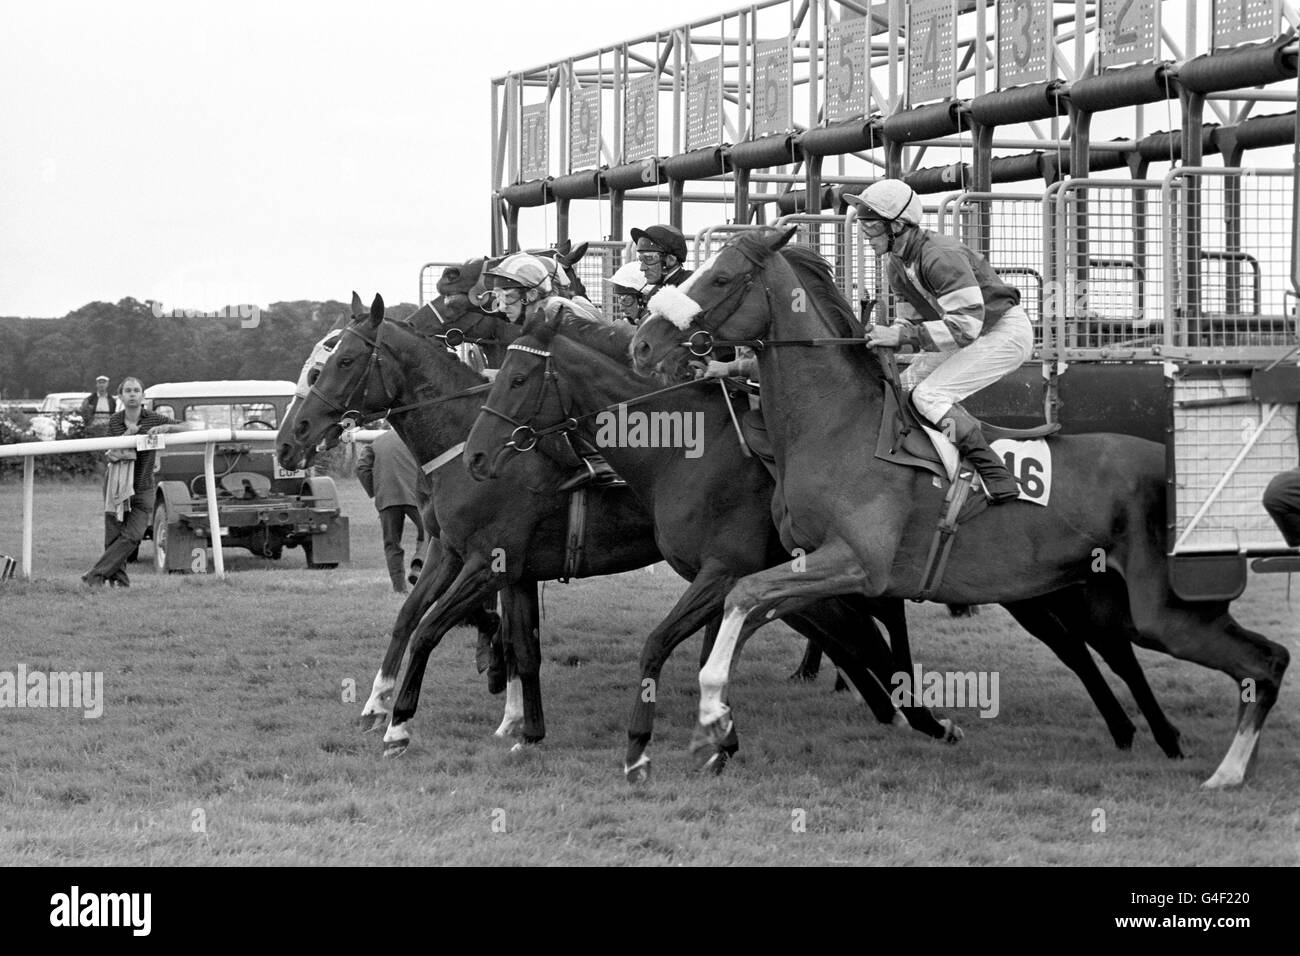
[484, 253, 553, 293]
[844, 179, 923, 227]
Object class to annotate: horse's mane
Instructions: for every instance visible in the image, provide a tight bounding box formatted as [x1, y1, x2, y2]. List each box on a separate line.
[555, 312, 636, 365]
[384, 317, 486, 388]
[778, 244, 863, 338]
[777, 241, 883, 386]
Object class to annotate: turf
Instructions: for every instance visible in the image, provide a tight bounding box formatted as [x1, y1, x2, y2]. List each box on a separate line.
[1, 480, 1297, 865]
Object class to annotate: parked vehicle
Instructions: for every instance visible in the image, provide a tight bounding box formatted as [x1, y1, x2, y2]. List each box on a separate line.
[142, 380, 349, 572]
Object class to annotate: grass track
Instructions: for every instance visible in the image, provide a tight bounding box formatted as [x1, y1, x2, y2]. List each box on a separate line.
[2, 480, 1298, 865]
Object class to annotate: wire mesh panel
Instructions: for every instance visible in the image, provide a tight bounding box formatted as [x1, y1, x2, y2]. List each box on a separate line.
[1163, 168, 1297, 358]
[1171, 369, 1299, 554]
[419, 261, 461, 306]
[949, 193, 1049, 349]
[570, 240, 628, 320]
[1053, 180, 1167, 358]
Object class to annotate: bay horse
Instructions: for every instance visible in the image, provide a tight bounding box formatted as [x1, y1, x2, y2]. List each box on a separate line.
[630, 230, 1288, 788]
[463, 308, 974, 780]
[276, 292, 910, 760]
[467, 304, 1188, 773]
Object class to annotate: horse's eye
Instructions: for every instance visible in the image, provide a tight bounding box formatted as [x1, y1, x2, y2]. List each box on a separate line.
[510, 375, 526, 389]
[338, 357, 353, 368]
[446, 268, 460, 281]
[713, 275, 730, 286]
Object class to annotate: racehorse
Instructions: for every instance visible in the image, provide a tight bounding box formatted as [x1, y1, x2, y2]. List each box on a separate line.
[467, 303, 1188, 774]
[630, 230, 1288, 788]
[276, 291, 906, 759]
[464, 307, 972, 780]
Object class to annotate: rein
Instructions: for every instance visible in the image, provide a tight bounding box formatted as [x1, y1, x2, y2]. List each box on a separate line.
[479, 341, 709, 453]
[314, 321, 494, 429]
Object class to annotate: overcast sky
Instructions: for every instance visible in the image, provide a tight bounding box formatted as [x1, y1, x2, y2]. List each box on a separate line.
[0, 0, 709, 316]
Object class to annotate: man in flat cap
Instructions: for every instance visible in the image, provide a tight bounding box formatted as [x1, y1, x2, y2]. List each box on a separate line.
[631, 224, 693, 295]
[79, 375, 117, 437]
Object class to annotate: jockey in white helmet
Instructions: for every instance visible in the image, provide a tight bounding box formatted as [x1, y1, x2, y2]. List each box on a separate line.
[845, 178, 1033, 504]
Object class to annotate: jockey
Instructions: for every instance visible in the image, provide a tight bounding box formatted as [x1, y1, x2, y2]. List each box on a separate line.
[845, 179, 1033, 503]
[483, 252, 622, 490]
[605, 261, 651, 325]
[631, 224, 693, 294]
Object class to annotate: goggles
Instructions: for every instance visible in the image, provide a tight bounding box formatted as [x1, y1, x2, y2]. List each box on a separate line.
[636, 251, 665, 264]
[491, 288, 524, 308]
[859, 219, 891, 238]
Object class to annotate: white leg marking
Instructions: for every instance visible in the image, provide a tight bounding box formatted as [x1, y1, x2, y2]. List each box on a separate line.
[1203, 725, 1261, 789]
[494, 677, 524, 737]
[361, 671, 395, 717]
[383, 719, 410, 745]
[699, 606, 748, 725]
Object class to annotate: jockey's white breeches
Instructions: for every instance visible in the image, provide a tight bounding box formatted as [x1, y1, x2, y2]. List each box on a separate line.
[899, 305, 1034, 423]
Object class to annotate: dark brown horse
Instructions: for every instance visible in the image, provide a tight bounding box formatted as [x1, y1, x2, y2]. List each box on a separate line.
[465, 303, 1194, 775]
[277, 292, 911, 760]
[631, 231, 1288, 787]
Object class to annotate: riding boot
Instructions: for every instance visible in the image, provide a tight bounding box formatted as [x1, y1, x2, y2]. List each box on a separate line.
[940, 404, 1020, 504]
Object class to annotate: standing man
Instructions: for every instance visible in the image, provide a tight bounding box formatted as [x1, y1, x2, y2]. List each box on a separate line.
[845, 179, 1033, 503]
[631, 224, 693, 294]
[78, 375, 117, 437]
[357, 429, 429, 593]
[83, 377, 196, 588]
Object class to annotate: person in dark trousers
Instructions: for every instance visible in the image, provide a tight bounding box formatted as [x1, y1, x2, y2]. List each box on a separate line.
[78, 375, 117, 436]
[83, 377, 195, 587]
[1263, 468, 1300, 545]
[357, 429, 429, 593]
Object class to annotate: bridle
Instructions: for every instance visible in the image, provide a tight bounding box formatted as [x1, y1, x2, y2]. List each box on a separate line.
[478, 341, 708, 460]
[308, 319, 491, 431]
[669, 243, 875, 357]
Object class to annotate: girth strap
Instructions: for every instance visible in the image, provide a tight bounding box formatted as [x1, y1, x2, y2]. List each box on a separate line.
[914, 468, 980, 603]
[562, 489, 588, 582]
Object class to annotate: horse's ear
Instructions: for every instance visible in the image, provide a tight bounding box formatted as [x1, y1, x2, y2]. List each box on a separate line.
[370, 294, 385, 326]
[351, 291, 364, 315]
[568, 241, 588, 264]
[770, 227, 798, 252]
[554, 239, 572, 257]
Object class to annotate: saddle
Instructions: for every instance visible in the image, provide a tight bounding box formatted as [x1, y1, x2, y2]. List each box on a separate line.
[875, 386, 1060, 483]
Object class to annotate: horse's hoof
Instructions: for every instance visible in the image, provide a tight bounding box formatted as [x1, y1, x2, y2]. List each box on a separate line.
[1201, 769, 1243, 789]
[689, 715, 738, 774]
[624, 754, 651, 785]
[494, 716, 523, 738]
[359, 711, 389, 734]
[832, 673, 849, 693]
[382, 740, 409, 759]
[940, 718, 963, 744]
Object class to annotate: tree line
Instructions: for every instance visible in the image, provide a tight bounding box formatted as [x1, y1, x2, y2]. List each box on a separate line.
[0, 297, 419, 398]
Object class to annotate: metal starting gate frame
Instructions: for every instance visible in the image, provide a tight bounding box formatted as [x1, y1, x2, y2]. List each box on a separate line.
[459, 0, 1300, 598]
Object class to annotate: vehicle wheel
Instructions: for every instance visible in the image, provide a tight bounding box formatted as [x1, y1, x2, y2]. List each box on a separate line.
[152, 503, 174, 573]
[301, 537, 337, 570]
[153, 488, 202, 574]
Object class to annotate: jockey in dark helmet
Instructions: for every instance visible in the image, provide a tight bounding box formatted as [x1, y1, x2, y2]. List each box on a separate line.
[846, 179, 1033, 504]
[631, 224, 692, 293]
